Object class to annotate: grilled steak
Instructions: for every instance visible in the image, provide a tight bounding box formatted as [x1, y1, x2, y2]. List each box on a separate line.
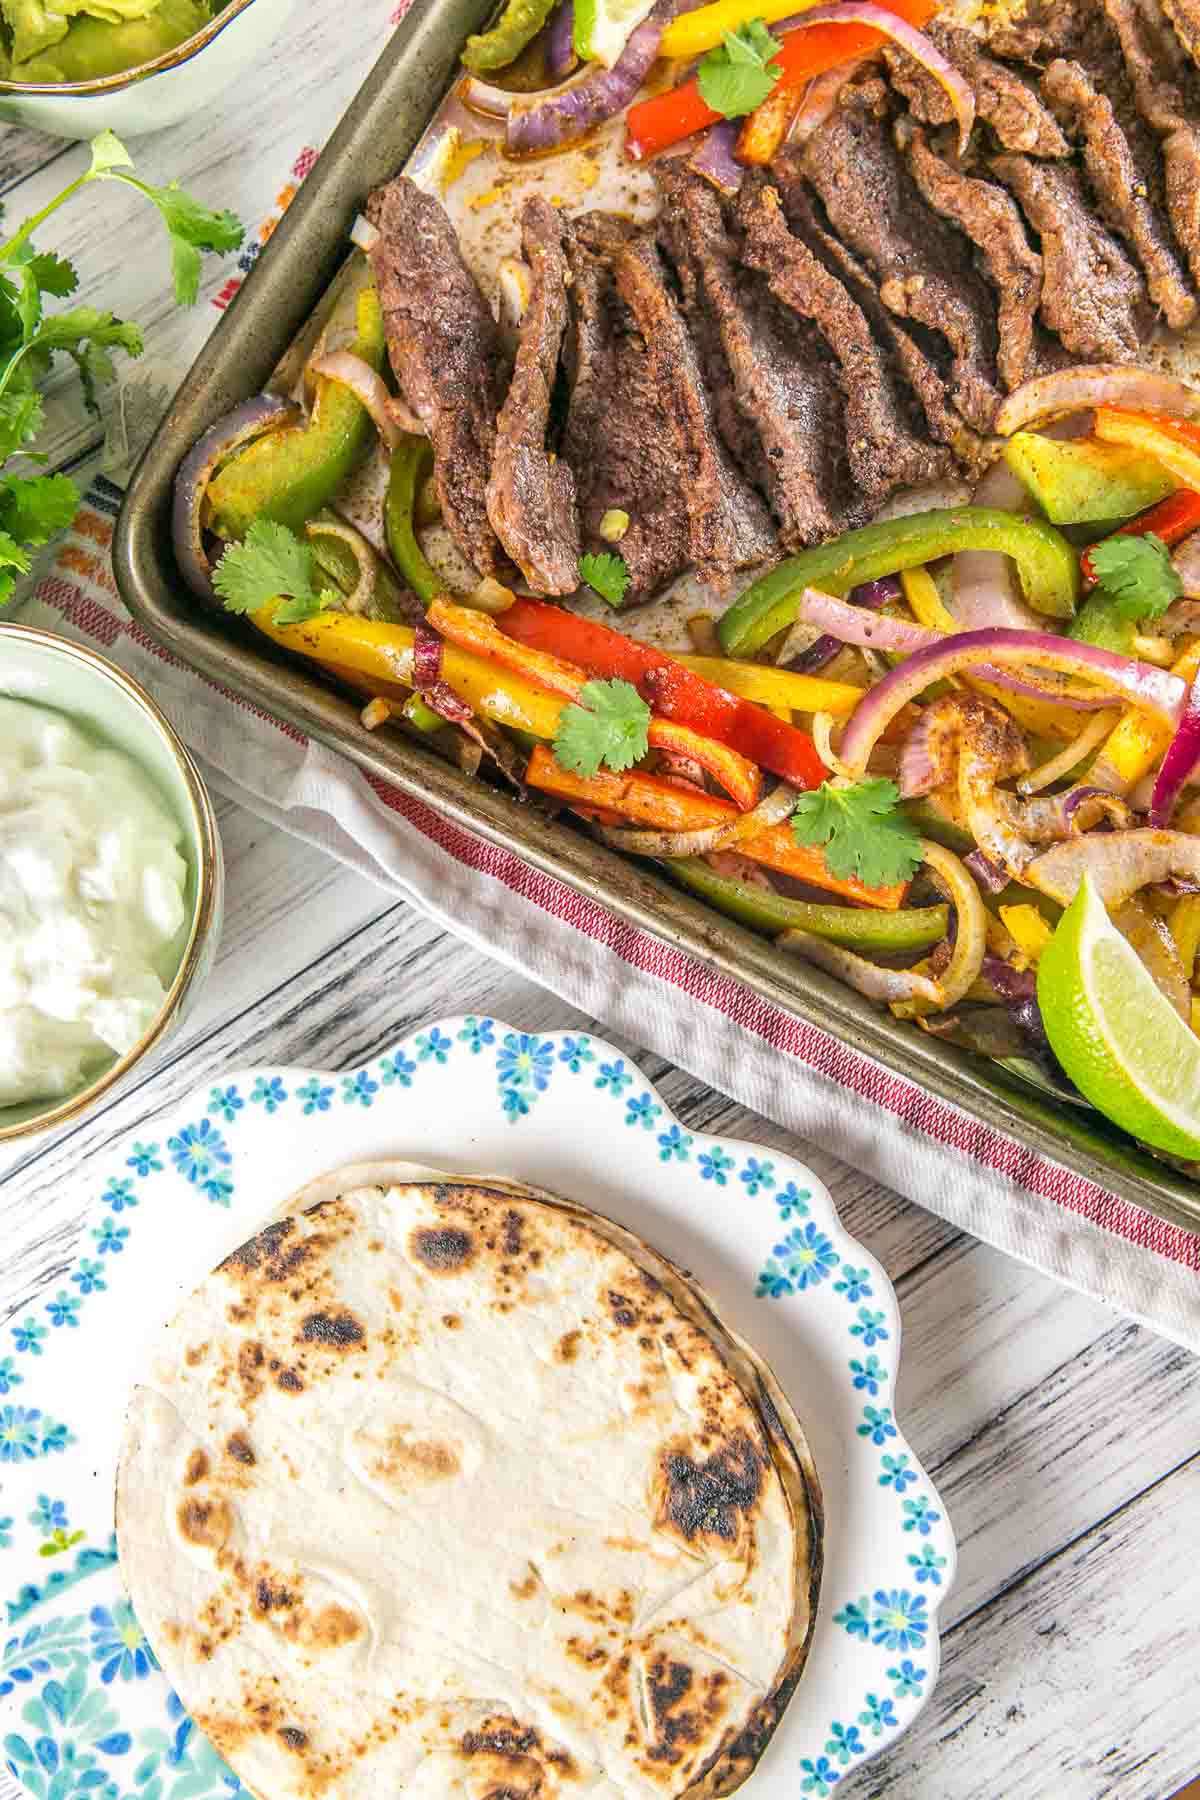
[885, 21, 1070, 156]
[896, 118, 1042, 390]
[737, 175, 952, 503]
[656, 163, 859, 548]
[485, 198, 580, 595]
[366, 176, 504, 578]
[798, 74, 1002, 433]
[1099, 0, 1200, 293]
[991, 153, 1148, 360]
[1162, 0, 1200, 67]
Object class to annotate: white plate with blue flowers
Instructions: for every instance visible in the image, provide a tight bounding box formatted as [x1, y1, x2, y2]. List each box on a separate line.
[0, 1015, 954, 1800]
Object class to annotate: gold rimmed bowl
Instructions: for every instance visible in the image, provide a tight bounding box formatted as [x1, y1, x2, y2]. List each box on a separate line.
[0, 623, 223, 1145]
[0, 0, 302, 139]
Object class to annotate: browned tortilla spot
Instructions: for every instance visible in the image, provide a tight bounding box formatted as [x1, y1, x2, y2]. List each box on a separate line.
[183, 1448, 209, 1486]
[299, 1310, 366, 1349]
[555, 1329, 581, 1363]
[373, 1427, 460, 1482]
[409, 1225, 474, 1272]
[655, 1428, 763, 1546]
[177, 1494, 232, 1550]
[226, 1433, 255, 1466]
[278, 1727, 308, 1752]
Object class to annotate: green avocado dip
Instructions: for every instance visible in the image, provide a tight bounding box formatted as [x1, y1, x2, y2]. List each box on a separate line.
[0, 0, 223, 83]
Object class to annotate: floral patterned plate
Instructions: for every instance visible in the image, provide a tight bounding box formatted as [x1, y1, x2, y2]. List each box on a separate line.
[0, 1015, 954, 1800]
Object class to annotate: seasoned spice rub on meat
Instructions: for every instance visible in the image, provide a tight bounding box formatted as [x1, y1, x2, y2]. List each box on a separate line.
[886, 20, 1070, 157]
[1100, 0, 1200, 291]
[367, 175, 505, 578]
[486, 197, 580, 595]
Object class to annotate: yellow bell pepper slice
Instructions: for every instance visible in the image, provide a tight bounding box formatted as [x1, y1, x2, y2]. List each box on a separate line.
[659, 0, 821, 59]
[999, 903, 1054, 966]
[1094, 639, 1200, 788]
[675, 654, 864, 717]
[251, 609, 567, 739]
[900, 567, 958, 634]
[1171, 895, 1200, 984]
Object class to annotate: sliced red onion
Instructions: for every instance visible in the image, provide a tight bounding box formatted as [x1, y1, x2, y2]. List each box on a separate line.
[595, 780, 797, 858]
[1027, 829, 1200, 907]
[995, 364, 1200, 437]
[838, 627, 1188, 778]
[1150, 678, 1200, 827]
[785, 575, 897, 673]
[1171, 533, 1200, 601]
[778, 928, 944, 1007]
[305, 516, 378, 616]
[965, 848, 1009, 893]
[508, 0, 688, 153]
[413, 624, 473, 724]
[1010, 785, 1131, 841]
[982, 954, 1037, 1005]
[172, 394, 299, 602]
[546, 0, 577, 77]
[953, 456, 1042, 631]
[689, 121, 744, 196]
[308, 351, 416, 449]
[350, 213, 380, 254]
[785, 4, 975, 153]
[788, 57, 868, 143]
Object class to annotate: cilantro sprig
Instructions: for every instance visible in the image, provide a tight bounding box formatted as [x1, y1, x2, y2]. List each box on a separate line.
[697, 18, 784, 120]
[0, 131, 242, 607]
[213, 520, 338, 627]
[553, 678, 651, 779]
[790, 778, 923, 889]
[1072, 531, 1182, 653]
[578, 550, 630, 609]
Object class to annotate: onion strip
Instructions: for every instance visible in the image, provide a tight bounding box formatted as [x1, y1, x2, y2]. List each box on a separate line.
[995, 364, 1200, 437]
[1018, 709, 1121, 794]
[781, 4, 975, 154]
[595, 781, 797, 858]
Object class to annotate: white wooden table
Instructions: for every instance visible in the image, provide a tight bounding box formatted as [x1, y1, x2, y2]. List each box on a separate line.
[4, 28, 1200, 1794]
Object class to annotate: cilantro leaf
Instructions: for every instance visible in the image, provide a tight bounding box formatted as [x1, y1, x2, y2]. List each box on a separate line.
[697, 18, 783, 119]
[0, 389, 43, 465]
[790, 778, 923, 889]
[88, 130, 136, 176]
[28, 252, 78, 300]
[100, 175, 244, 307]
[578, 550, 630, 608]
[553, 678, 651, 779]
[1073, 531, 1182, 652]
[212, 519, 337, 627]
[0, 473, 77, 546]
[0, 527, 33, 605]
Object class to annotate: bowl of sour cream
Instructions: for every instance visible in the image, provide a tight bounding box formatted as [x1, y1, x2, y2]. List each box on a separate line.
[0, 623, 222, 1143]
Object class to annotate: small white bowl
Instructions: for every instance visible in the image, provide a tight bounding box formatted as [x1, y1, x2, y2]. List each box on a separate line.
[0, 0, 302, 139]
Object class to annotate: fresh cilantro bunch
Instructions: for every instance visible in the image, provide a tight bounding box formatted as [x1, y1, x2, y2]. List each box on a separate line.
[791, 778, 923, 888]
[578, 550, 630, 608]
[1072, 531, 1182, 654]
[0, 130, 243, 606]
[697, 18, 783, 120]
[553, 678, 651, 778]
[214, 520, 338, 627]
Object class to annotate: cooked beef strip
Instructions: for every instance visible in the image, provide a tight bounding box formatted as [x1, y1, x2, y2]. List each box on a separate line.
[366, 175, 504, 578]
[885, 21, 1070, 156]
[797, 74, 1002, 433]
[655, 162, 862, 548]
[736, 173, 953, 503]
[1099, 0, 1200, 294]
[895, 118, 1043, 390]
[485, 197, 580, 596]
[1042, 54, 1196, 329]
[1161, 0, 1200, 68]
[991, 153, 1148, 361]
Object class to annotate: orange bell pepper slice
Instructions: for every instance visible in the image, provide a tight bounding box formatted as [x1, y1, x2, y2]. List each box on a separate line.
[526, 745, 906, 907]
[1093, 408, 1200, 494]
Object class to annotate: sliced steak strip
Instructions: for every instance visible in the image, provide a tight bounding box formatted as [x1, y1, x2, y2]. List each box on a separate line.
[655, 161, 857, 549]
[485, 197, 579, 596]
[736, 173, 952, 503]
[1100, 0, 1200, 295]
[366, 175, 504, 578]
[991, 153, 1148, 361]
[1162, 0, 1200, 69]
[797, 74, 1002, 433]
[885, 21, 1070, 156]
[896, 118, 1042, 390]
[1042, 55, 1196, 329]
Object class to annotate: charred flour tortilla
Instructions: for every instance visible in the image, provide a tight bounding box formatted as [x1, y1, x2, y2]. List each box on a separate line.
[116, 1170, 820, 1798]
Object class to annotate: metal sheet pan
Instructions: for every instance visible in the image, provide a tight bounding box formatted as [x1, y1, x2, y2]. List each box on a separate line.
[112, 0, 1200, 1236]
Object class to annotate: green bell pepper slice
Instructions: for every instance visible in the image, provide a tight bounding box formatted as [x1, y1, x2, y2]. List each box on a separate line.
[385, 436, 441, 605]
[461, 0, 558, 71]
[1003, 433, 1176, 526]
[207, 285, 386, 541]
[717, 507, 1081, 656]
[669, 858, 949, 952]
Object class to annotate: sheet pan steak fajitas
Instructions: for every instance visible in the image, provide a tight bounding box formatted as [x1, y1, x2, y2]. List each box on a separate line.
[178, 0, 1200, 1169]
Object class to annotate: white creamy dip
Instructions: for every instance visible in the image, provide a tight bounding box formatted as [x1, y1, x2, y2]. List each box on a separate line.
[0, 696, 189, 1108]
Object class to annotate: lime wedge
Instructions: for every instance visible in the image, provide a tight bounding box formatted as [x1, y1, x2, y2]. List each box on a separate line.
[1037, 873, 1200, 1157]
[574, 0, 658, 66]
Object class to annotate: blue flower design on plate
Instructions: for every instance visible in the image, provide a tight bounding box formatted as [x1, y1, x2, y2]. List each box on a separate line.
[825, 1721, 865, 1765]
[888, 1659, 927, 1700]
[496, 1033, 555, 1117]
[29, 1496, 68, 1533]
[296, 1078, 333, 1114]
[458, 1015, 495, 1055]
[380, 1051, 417, 1087]
[0, 1406, 73, 1461]
[859, 1693, 900, 1736]
[207, 1083, 244, 1123]
[739, 1156, 775, 1195]
[833, 1264, 874, 1303]
[871, 1589, 928, 1652]
[12, 1319, 47, 1356]
[341, 1069, 379, 1108]
[902, 1495, 942, 1536]
[90, 1599, 158, 1683]
[756, 1222, 840, 1298]
[126, 1140, 162, 1177]
[93, 1220, 129, 1255]
[0, 1356, 21, 1394]
[908, 1544, 948, 1586]
[45, 1292, 81, 1330]
[250, 1075, 287, 1113]
[69, 1259, 106, 1295]
[850, 1354, 887, 1396]
[101, 1177, 137, 1213]
[594, 1058, 633, 1096]
[657, 1124, 693, 1163]
[698, 1145, 735, 1186]
[850, 1307, 889, 1347]
[625, 1092, 661, 1130]
[879, 1453, 917, 1493]
[168, 1119, 232, 1189]
[775, 1180, 810, 1220]
[800, 1754, 841, 1794]
[558, 1035, 594, 1072]
[0, 1516, 10, 1549]
[857, 1404, 897, 1446]
[833, 1597, 870, 1641]
[416, 1026, 452, 1064]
